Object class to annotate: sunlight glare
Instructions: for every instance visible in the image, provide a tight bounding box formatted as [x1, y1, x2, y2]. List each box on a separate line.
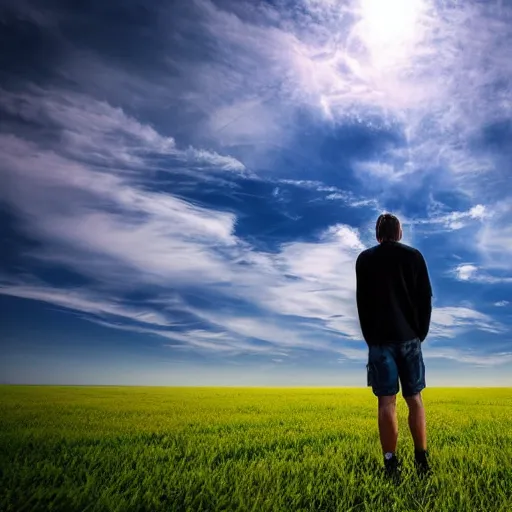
[358, 0, 426, 68]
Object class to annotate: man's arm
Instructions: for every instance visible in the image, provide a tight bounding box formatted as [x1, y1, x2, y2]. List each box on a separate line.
[415, 251, 433, 342]
[355, 254, 372, 344]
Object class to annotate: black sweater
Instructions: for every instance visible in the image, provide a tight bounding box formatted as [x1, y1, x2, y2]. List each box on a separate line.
[355, 241, 432, 345]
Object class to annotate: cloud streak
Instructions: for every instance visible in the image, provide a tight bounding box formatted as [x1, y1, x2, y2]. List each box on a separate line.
[0, 87, 246, 173]
[430, 307, 506, 339]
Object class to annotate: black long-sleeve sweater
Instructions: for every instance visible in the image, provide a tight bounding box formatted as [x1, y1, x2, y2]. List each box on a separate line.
[355, 241, 432, 345]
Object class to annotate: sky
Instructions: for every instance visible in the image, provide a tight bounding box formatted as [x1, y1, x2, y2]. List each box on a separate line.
[1, 0, 511, 386]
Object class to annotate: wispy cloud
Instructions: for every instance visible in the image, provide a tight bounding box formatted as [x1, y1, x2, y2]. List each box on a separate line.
[425, 348, 512, 367]
[277, 179, 381, 210]
[0, 132, 239, 287]
[453, 264, 479, 282]
[477, 202, 512, 271]
[0, 87, 246, 173]
[0, 281, 172, 327]
[334, 346, 369, 361]
[430, 307, 506, 339]
[410, 205, 490, 232]
[451, 264, 512, 284]
[91, 319, 285, 357]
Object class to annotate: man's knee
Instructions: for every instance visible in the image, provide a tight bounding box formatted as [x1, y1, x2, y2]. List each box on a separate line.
[378, 395, 397, 409]
[404, 393, 423, 409]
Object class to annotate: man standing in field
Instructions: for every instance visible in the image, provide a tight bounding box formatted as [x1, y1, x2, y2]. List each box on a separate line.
[355, 213, 432, 479]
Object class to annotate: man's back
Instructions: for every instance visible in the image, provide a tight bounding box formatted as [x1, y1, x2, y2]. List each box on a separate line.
[356, 241, 432, 345]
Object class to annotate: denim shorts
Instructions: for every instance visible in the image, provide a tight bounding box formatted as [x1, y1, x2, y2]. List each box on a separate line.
[366, 338, 426, 397]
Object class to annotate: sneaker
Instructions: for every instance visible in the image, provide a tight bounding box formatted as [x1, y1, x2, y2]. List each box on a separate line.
[414, 459, 432, 477]
[384, 455, 401, 482]
[414, 450, 432, 477]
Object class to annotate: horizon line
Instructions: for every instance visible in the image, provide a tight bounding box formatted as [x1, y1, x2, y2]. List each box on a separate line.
[1, 384, 511, 389]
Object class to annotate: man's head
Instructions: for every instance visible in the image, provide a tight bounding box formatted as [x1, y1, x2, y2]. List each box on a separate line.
[376, 213, 402, 243]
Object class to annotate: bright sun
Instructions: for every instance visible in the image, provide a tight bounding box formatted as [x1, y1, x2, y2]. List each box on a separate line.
[357, 0, 426, 68]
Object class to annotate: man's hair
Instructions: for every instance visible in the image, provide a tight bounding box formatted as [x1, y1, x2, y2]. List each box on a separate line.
[376, 213, 401, 242]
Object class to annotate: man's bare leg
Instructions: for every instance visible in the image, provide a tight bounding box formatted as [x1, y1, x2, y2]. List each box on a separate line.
[404, 393, 427, 450]
[378, 395, 398, 454]
[405, 393, 431, 474]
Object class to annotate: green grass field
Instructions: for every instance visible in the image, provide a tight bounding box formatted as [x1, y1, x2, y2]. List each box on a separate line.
[1, 386, 511, 511]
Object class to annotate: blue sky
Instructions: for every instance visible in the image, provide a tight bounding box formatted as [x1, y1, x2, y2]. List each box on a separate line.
[1, 0, 511, 386]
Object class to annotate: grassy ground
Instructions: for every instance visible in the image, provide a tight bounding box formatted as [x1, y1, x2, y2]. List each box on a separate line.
[1, 386, 511, 511]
